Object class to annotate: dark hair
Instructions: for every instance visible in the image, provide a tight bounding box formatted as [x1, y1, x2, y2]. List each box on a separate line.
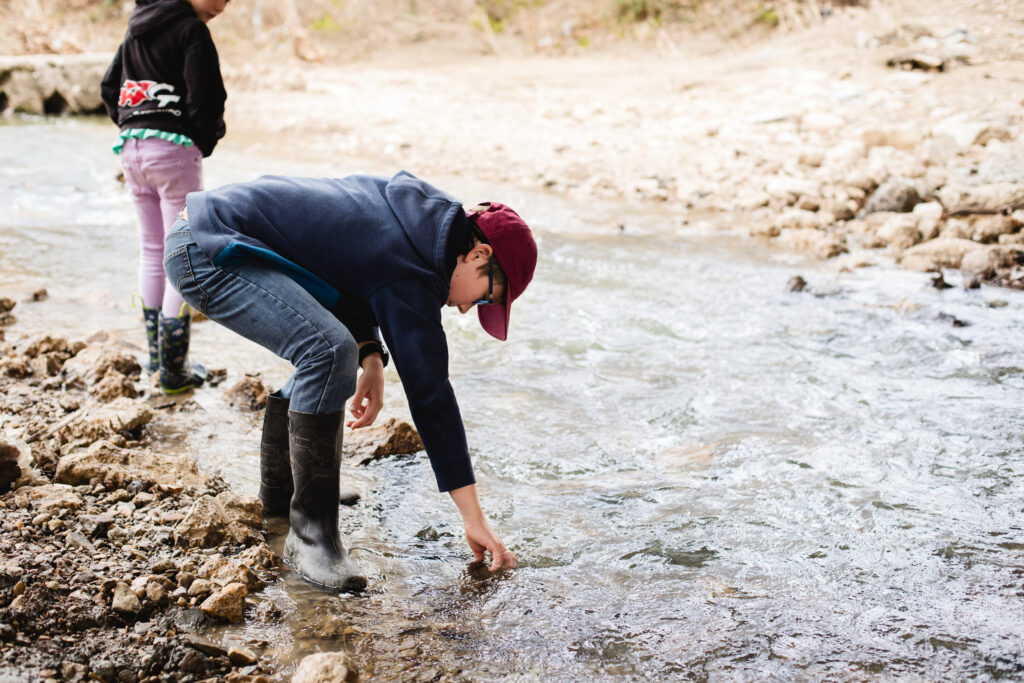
[463, 219, 508, 296]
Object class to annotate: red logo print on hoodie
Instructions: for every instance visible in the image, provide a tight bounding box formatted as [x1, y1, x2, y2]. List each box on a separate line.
[119, 80, 181, 108]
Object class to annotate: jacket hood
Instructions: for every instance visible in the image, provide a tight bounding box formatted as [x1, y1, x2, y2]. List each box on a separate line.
[384, 171, 464, 278]
[129, 0, 197, 38]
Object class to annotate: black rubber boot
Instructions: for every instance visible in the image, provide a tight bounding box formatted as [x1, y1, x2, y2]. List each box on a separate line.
[158, 310, 206, 394]
[142, 307, 160, 373]
[284, 410, 367, 592]
[259, 391, 361, 516]
[259, 391, 292, 518]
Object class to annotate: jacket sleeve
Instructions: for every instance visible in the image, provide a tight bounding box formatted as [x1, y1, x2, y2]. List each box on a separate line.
[100, 47, 123, 125]
[181, 29, 227, 157]
[369, 280, 475, 492]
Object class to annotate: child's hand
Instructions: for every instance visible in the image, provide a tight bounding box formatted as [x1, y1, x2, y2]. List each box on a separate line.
[464, 517, 517, 571]
[347, 358, 384, 429]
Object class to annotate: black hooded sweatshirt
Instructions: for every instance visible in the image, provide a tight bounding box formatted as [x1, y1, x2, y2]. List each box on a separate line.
[100, 0, 226, 157]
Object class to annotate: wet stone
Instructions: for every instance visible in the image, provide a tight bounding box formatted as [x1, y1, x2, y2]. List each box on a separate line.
[199, 582, 247, 622]
[344, 417, 425, 465]
[228, 646, 258, 666]
[180, 633, 228, 658]
[225, 375, 268, 411]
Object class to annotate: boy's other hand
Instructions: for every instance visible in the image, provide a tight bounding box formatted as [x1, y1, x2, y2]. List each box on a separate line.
[347, 357, 384, 428]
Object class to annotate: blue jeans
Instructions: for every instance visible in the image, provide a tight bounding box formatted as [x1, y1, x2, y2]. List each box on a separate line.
[163, 223, 357, 414]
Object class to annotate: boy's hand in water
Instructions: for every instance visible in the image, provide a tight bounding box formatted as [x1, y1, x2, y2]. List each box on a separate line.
[464, 517, 517, 571]
[449, 483, 517, 571]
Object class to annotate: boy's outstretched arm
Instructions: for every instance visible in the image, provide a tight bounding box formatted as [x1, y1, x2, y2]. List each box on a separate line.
[449, 484, 517, 571]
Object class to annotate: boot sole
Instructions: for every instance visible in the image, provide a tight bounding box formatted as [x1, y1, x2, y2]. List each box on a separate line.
[283, 545, 368, 593]
[159, 385, 196, 395]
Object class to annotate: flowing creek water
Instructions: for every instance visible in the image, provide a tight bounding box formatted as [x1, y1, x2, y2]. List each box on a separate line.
[2, 117, 1023, 680]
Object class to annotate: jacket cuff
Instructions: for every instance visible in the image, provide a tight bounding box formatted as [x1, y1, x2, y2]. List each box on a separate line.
[434, 466, 476, 493]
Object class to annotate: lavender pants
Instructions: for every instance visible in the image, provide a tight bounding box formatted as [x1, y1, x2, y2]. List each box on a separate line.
[120, 137, 203, 316]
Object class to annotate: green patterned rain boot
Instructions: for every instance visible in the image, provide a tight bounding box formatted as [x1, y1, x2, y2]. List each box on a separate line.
[158, 310, 206, 394]
[142, 307, 160, 373]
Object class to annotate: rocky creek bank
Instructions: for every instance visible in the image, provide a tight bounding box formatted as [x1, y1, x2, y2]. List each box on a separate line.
[0, 54, 107, 115]
[0, 297, 424, 682]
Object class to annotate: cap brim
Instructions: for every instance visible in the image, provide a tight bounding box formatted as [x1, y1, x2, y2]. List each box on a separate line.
[477, 299, 511, 341]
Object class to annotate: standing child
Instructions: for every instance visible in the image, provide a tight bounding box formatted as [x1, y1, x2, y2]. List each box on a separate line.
[163, 171, 538, 591]
[100, 0, 229, 393]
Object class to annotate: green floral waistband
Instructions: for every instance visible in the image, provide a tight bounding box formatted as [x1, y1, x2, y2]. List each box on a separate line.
[112, 128, 196, 154]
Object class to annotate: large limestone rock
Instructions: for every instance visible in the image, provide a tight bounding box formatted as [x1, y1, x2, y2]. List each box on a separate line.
[55, 439, 205, 489]
[198, 555, 266, 591]
[61, 342, 141, 387]
[175, 491, 263, 548]
[937, 183, 1024, 215]
[12, 483, 83, 512]
[52, 397, 153, 444]
[775, 228, 848, 260]
[967, 215, 1017, 243]
[0, 53, 108, 114]
[899, 238, 985, 271]
[960, 245, 1024, 278]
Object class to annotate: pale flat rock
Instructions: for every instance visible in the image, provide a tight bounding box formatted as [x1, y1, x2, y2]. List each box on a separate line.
[55, 439, 205, 489]
[12, 483, 83, 512]
[899, 237, 985, 271]
[175, 491, 264, 548]
[938, 182, 1024, 214]
[54, 398, 153, 444]
[292, 652, 357, 683]
[776, 228, 848, 260]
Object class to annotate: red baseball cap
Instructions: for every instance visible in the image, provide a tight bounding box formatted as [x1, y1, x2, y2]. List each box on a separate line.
[467, 202, 537, 341]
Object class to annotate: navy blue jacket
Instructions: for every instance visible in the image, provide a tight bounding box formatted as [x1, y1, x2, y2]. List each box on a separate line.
[185, 171, 474, 492]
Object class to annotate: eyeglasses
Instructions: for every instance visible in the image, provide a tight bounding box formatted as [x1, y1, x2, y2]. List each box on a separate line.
[473, 257, 494, 306]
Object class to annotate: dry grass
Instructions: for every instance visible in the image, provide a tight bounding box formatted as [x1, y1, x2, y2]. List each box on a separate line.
[0, 0, 871, 58]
